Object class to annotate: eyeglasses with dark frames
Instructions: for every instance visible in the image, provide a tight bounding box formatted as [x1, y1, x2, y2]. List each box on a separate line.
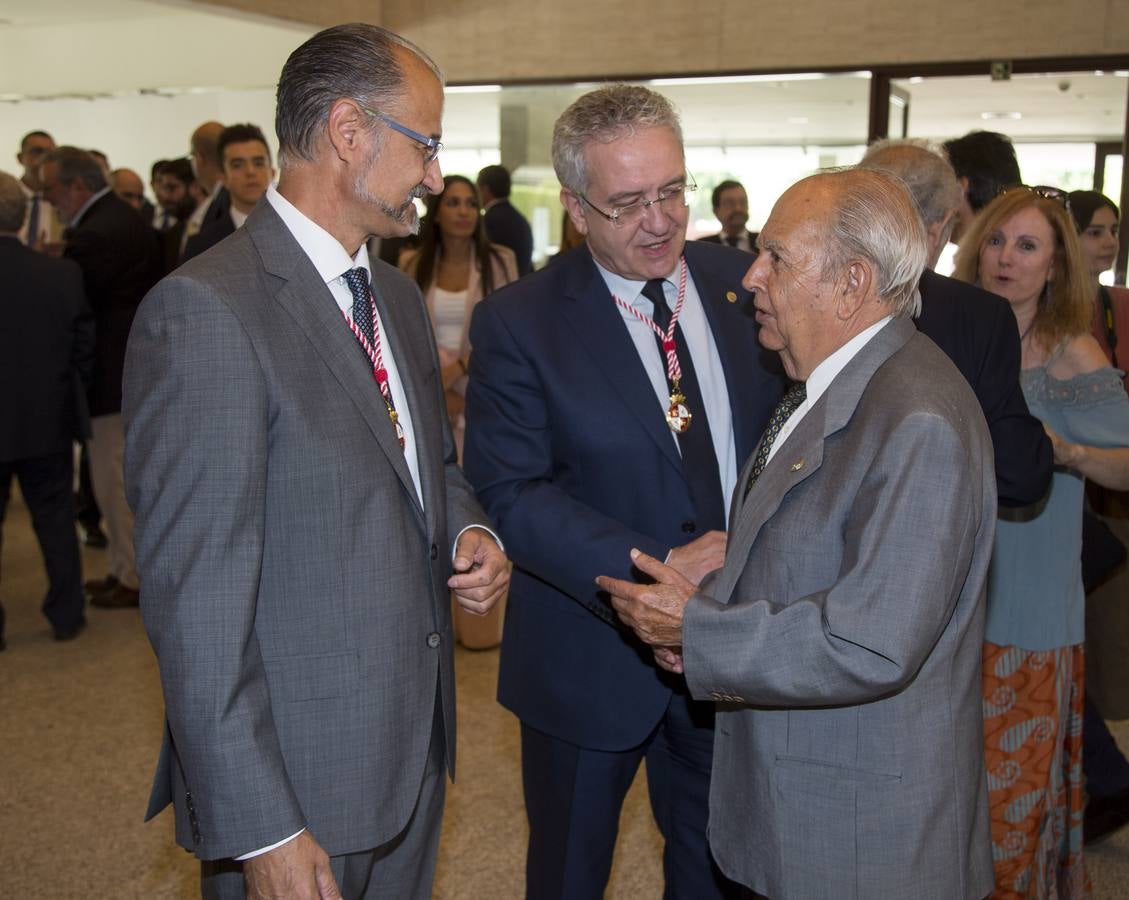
[579, 174, 698, 228]
[359, 105, 443, 164]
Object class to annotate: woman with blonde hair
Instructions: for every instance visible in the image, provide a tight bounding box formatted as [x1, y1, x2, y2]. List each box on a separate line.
[954, 186, 1129, 895]
[401, 175, 517, 650]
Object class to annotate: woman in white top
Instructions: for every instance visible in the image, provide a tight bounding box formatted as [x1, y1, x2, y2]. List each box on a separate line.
[401, 175, 518, 456]
[401, 174, 518, 649]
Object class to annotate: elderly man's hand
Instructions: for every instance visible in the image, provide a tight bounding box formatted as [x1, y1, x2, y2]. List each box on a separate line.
[653, 646, 685, 674]
[449, 527, 510, 615]
[596, 548, 695, 647]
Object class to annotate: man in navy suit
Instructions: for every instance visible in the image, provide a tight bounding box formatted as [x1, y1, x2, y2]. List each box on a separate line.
[464, 85, 783, 899]
[477, 164, 534, 275]
[860, 138, 1051, 507]
[183, 123, 274, 262]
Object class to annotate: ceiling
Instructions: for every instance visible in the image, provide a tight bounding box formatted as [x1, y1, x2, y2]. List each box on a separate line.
[0, 0, 1125, 148]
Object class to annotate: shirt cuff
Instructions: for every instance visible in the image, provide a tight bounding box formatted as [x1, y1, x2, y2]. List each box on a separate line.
[234, 828, 305, 861]
[451, 525, 505, 562]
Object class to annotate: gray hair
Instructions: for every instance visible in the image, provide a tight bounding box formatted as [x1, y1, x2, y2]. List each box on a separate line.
[43, 146, 107, 192]
[0, 170, 28, 233]
[860, 138, 961, 228]
[275, 22, 444, 168]
[552, 84, 683, 195]
[808, 168, 927, 318]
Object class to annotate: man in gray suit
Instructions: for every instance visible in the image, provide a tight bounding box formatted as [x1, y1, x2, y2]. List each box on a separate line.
[598, 168, 995, 898]
[123, 23, 509, 900]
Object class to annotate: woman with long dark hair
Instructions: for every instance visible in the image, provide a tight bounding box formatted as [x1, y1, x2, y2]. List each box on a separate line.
[400, 174, 517, 455]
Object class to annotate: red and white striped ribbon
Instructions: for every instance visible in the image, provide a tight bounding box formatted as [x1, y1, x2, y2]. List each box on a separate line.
[612, 257, 689, 386]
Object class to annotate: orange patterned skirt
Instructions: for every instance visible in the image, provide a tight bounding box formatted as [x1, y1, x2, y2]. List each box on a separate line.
[982, 642, 1089, 898]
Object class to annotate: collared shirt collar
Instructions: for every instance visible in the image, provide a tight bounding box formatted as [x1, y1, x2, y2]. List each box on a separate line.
[230, 205, 250, 230]
[71, 186, 111, 227]
[805, 315, 893, 406]
[264, 183, 370, 285]
[593, 256, 680, 306]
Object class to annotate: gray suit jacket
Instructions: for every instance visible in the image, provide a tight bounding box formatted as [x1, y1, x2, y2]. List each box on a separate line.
[683, 318, 995, 899]
[123, 201, 485, 860]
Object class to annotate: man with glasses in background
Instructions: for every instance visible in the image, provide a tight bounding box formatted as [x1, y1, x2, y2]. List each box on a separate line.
[124, 23, 507, 900]
[464, 84, 784, 899]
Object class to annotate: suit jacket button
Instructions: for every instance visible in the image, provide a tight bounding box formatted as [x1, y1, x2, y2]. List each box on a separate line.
[430, 544, 438, 560]
[681, 520, 696, 534]
[427, 632, 441, 648]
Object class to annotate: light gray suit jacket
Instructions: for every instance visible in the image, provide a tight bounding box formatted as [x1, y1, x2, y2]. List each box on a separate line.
[683, 317, 995, 899]
[123, 201, 485, 861]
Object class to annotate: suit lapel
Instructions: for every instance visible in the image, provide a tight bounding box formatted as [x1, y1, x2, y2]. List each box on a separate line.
[717, 317, 917, 603]
[246, 205, 424, 524]
[558, 247, 684, 474]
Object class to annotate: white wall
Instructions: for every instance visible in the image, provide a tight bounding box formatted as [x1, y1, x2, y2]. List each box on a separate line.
[2, 88, 280, 197]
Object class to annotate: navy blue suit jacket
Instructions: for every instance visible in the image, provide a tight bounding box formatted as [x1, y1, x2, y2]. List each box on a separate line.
[464, 241, 784, 750]
[916, 268, 1052, 507]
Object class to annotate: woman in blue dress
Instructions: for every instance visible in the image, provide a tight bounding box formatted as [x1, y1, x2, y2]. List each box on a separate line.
[954, 186, 1129, 897]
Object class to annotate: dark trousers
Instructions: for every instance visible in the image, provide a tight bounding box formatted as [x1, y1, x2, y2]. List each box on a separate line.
[1083, 695, 1129, 799]
[75, 442, 101, 530]
[0, 451, 85, 635]
[520, 689, 739, 900]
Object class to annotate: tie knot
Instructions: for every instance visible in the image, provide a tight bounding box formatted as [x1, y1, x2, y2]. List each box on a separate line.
[641, 278, 669, 317]
[782, 380, 806, 409]
[343, 267, 370, 303]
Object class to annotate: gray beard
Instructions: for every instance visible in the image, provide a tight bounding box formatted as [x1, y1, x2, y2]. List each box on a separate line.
[354, 166, 428, 235]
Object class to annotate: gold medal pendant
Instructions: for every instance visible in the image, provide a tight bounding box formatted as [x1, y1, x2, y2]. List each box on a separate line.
[666, 388, 692, 434]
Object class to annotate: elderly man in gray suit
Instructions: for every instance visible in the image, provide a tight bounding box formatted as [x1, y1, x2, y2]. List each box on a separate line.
[598, 168, 995, 899]
[123, 23, 509, 900]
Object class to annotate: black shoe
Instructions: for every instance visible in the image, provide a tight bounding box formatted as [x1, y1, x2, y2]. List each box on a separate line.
[53, 619, 87, 642]
[84, 574, 119, 598]
[91, 585, 139, 609]
[78, 523, 108, 549]
[1085, 788, 1129, 844]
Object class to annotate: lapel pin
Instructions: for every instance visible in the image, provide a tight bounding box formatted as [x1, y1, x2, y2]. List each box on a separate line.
[790, 459, 805, 472]
[725, 291, 737, 303]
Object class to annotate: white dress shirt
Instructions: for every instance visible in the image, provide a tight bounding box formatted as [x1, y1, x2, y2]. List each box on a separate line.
[765, 316, 893, 466]
[595, 258, 738, 523]
[265, 185, 423, 507]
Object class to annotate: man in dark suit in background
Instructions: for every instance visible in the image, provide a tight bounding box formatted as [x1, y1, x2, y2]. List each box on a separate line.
[943, 130, 1022, 244]
[182, 123, 274, 262]
[0, 170, 95, 647]
[861, 138, 1052, 507]
[465, 84, 783, 899]
[41, 147, 162, 610]
[698, 179, 757, 253]
[477, 163, 533, 275]
[180, 121, 230, 260]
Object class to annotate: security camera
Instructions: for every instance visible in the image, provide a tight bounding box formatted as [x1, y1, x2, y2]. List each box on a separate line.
[1058, 80, 1071, 93]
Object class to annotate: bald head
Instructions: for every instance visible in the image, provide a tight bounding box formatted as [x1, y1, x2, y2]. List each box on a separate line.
[0, 170, 28, 233]
[190, 121, 225, 191]
[111, 168, 145, 210]
[860, 139, 961, 268]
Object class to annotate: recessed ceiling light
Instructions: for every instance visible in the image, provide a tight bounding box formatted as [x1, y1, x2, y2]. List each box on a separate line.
[980, 111, 1023, 120]
[908, 77, 925, 84]
[445, 85, 502, 94]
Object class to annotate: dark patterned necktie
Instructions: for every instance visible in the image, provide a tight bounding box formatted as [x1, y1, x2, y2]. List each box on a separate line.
[725, 234, 739, 248]
[642, 279, 726, 532]
[744, 381, 806, 498]
[343, 267, 374, 348]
